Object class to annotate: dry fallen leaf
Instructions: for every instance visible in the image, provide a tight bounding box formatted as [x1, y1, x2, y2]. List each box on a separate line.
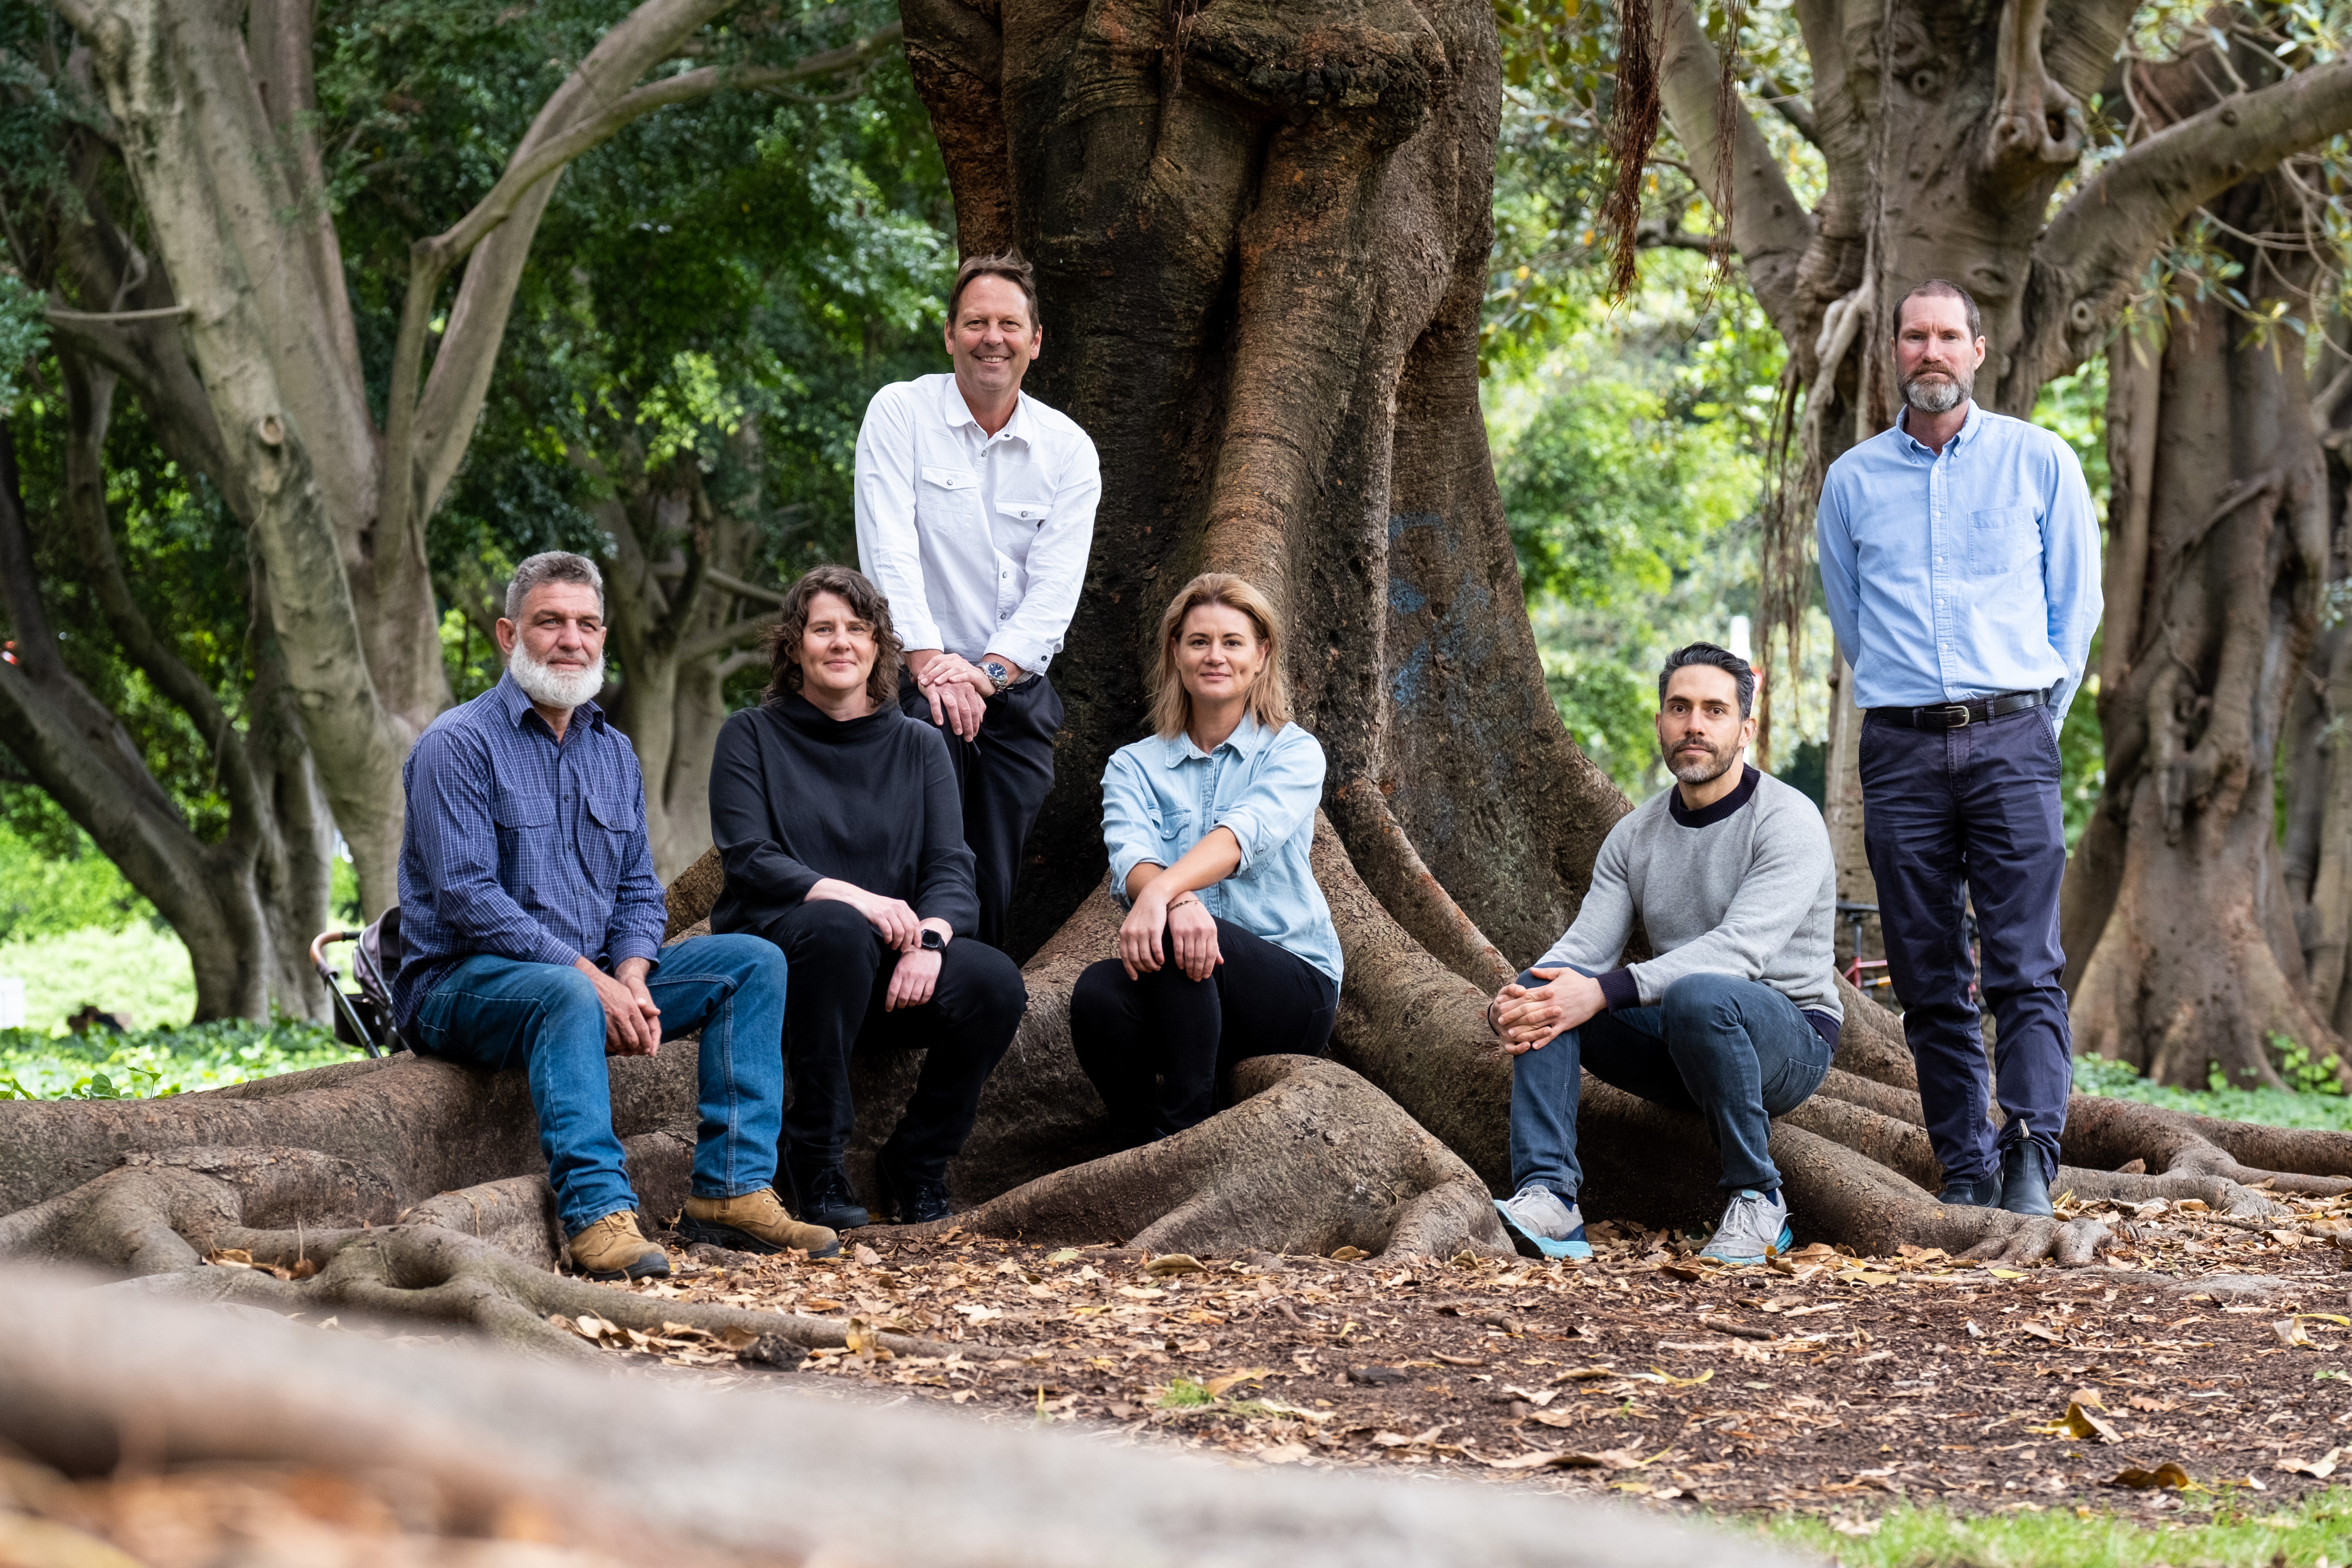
[1328, 1246, 1369, 1262]
[852, 1243, 882, 1266]
[2030, 1401, 2120, 1443]
[1204, 1368, 1271, 1398]
[2277, 1447, 2343, 1479]
[1146, 1253, 1207, 1276]
[2274, 1318, 2316, 1349]
[2107, 1462, 2192, 1490]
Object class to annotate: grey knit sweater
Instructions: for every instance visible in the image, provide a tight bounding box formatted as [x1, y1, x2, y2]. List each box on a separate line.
[1533, 765, 1841, 1025]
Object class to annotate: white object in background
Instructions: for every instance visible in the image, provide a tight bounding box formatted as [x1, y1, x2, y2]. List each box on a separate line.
[0, 976, 23, 1030]
[1728, 615, 1752, 663]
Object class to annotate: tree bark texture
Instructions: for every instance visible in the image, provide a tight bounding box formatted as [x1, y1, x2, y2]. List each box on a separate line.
[0, 1270, 1808, 1568]
[2060, 45, 2341, 1086]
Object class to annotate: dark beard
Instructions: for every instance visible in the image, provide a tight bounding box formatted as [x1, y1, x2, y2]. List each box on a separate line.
[1664, 738, 1736, 785]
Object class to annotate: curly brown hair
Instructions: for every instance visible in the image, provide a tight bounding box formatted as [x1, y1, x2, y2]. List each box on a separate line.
[761, 566, 903, 710]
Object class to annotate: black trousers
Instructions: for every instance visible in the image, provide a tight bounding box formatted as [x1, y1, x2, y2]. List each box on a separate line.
[898, 670, 1062, 950]
[754, 900, 1027, 1185]
[1860, 708, 2073, 1187]
[1068, 917, 1338, 1139]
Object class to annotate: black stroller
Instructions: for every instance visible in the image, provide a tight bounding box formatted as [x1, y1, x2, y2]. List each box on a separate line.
[309, 908, 410, 1058]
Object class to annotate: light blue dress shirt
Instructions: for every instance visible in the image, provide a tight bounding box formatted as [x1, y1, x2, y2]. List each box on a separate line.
[1817, 402, 2102, 726]
[1101, 714, 1343, 987]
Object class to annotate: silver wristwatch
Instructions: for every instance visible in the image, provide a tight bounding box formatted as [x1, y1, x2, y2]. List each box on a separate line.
[982, 659, 1014, 694]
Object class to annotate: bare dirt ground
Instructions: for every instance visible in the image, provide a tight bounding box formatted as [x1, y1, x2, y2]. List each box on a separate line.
[562, 1189, 2352, 1524]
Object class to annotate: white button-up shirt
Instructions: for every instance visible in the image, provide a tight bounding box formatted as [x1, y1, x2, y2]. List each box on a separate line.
[853, 373, 1101, 675]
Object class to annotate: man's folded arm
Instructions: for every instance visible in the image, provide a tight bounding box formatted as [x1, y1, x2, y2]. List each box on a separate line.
[407, 728, 579, 968]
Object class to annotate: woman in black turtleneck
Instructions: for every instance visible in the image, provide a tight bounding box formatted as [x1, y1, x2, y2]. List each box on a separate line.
[709, 564, 1025, 1233]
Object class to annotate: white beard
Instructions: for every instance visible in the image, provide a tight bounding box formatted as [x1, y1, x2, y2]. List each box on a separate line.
[1902, 369, 1970, 414]
[510, 642, 606, 711]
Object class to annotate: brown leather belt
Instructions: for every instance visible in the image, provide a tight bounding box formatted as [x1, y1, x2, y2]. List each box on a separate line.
[1865, 691, 2046, 730]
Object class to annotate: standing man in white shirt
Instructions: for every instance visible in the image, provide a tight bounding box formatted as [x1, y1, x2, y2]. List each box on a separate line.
[854, 255, 1102, 949]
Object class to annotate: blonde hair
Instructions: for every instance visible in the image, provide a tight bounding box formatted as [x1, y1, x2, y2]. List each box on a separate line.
[1147, 573, 1292, 740]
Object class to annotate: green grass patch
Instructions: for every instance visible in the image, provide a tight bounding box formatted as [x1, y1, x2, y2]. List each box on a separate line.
[0, 922, 196, 1034]
[0, 1017, 352, 1100]
[1157, 1378, 1215, 1409]
[2073, 1055, 2352, 1134]
[1758, 1489, 2352, 1567]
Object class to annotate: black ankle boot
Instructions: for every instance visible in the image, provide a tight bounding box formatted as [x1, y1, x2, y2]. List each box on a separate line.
[788, 1166, 870, 1231]
[1937, 1172, 2005, 1208]
[1998, 1141, 2053, 1217]
[878, 1156, 954, 1224]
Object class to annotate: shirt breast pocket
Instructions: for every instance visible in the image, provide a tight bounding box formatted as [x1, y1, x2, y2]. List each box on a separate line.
[581, 789, 639, 884]
[1967, 504, 2040, 577]
[490, 789, 552, 833]
[997, 501, 1051, 530]
[919, 464, 981, 523]
[1152, 808, 1193, 853]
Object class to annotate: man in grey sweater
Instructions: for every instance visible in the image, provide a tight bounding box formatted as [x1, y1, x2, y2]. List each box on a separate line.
[1491, 644, 1840, 1263]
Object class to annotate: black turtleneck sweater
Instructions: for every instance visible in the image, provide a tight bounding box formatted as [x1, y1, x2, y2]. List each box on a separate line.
[707, 693, 980, 938]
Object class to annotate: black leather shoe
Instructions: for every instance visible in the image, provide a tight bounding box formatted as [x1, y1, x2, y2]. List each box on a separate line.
[788, 1166, 870, 1231]
[1937, 1173, 2005, 1208]
[878, 1158, 954, 1225]
[1998, 1141, 2054, 1217]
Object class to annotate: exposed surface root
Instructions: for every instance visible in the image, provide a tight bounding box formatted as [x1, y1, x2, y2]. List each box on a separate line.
[0, 1265, 1786, 1567]
[907, 1055, 1511, 1261]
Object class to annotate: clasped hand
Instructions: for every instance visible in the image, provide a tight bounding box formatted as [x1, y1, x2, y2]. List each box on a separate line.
[581, 955, 663, 1057]
[1487, 965, 1605, 1056]
[1118, 887, 1221, 982]
[911, 651, 1019, 743]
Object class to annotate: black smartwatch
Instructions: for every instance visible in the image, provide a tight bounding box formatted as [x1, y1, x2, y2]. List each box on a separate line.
[920, 927, 947, 952]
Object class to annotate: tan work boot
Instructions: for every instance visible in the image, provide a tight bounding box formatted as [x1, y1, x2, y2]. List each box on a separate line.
[680, 1188, 841, 1259]
[567, 1211, 671, 1281]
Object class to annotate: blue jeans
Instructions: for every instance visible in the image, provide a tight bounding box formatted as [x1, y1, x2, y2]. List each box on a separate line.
[410, 933, 787, 1235]
[1508, 969, 1832, 1199]
[1860, 708, 2072, 1187]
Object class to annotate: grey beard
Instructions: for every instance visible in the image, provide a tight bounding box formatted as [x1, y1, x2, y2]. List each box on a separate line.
[1902, 368, 1970, 415]
[1665, 741, 1738, 787]
[510, 643, 606, 710]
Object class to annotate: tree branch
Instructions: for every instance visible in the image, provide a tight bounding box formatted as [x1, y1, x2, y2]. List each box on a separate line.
[390, 15, 906, 538]
[677, 613, 779, 666]
[2029, 59, 2352, 388]
[55, 349, 269, 854]
[1653, 0, 1815, 342]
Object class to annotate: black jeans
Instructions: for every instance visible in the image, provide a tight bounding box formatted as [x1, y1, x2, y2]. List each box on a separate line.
[754, 900, 1027, 1186]
[1860, 707, 2073, 1186]
[1069, 917, 1338, 1139]
[898, 670, 1062, 951]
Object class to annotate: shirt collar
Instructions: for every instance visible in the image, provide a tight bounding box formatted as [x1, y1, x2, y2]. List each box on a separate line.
[1894, 398, 1982, 458]
[494, 670, 604, 735]
[1158, 712, 1268, 765]
[941, 375, 1031, 446]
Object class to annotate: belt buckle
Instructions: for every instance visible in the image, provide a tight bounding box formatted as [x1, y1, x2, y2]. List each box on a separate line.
[1937, 703, 1972, 728]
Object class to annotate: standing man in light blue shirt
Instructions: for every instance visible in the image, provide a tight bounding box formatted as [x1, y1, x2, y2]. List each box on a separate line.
[1817, 279, 2102, 1219]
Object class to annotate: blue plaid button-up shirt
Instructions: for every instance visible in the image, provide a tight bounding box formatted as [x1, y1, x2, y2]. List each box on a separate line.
[392, 674, 667, 1029]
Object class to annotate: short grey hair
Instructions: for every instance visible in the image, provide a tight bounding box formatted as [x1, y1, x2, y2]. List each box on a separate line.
[1896, 278, 1983, 342]
[505, 551, 604, 621]
[1659, 642, 1756, 717]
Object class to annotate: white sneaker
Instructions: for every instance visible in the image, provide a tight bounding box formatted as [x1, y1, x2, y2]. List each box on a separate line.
[1494, 1184, 1591, 1261]
[1700, 1188, 1793, 1265]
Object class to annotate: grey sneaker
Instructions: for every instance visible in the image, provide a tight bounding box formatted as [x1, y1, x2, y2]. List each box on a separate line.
[1700, 1188, 1794, 1265]
[1494, 1184, 1592, 1261]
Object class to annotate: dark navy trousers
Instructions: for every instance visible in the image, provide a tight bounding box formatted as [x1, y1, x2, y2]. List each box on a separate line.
[1859, 707, 2072, 1187]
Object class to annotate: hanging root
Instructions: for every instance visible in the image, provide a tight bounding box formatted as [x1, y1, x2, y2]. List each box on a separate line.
[903, 1055, 1511, 1261]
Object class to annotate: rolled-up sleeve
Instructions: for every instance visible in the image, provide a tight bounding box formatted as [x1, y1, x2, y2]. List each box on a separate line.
[405, 727, 580, 969]
[853, 386, 943, 654]
[1215, 727, 1325, 875]
[1101, 749, 1162, 910]
[989, 434, 1100, 675]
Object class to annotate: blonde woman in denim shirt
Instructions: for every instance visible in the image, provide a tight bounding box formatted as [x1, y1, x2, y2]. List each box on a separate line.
[1070, 573, 1342, 1146]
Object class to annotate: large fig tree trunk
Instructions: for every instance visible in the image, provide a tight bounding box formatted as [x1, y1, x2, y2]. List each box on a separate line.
[14, 0, 2352, 1346]
[2060, 45, 2341, 1086]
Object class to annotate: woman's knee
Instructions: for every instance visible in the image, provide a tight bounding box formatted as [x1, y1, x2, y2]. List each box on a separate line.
[949, 940, 1029, 1031]
[778, 900, 882, 969]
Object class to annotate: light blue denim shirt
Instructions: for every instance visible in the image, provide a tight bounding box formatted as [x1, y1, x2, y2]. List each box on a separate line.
[1101, 714, 1342, 987]
[1817, 402, 2102, 727]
